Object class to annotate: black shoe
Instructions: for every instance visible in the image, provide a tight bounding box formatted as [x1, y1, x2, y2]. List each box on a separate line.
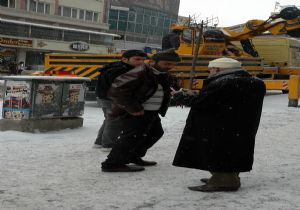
[201, 176, 240, 184]
[188, 184, 240, 192]
[131, 158, 157, 166]
[102, 165, 145, 172]
[200, 178, 209, 183]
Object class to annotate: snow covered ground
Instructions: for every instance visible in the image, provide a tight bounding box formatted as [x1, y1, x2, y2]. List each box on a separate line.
[0, 92, 300, 210]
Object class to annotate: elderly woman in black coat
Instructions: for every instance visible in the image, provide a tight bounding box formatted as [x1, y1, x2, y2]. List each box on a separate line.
[173, 57, 266, 192]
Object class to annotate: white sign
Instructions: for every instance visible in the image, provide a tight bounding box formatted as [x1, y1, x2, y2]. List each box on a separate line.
[70, 41, 89, 51]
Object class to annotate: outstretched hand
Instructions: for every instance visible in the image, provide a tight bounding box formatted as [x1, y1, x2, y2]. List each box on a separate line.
[170, 87, 183, 96]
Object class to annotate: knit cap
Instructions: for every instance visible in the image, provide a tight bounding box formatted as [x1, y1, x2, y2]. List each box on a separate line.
[208, 57, 242, 68]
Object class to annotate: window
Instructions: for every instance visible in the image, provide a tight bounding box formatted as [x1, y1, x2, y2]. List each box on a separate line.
[155, 27, 163, 36]
[0, 21, 29, 37]
[0, 0, 15, 8]
[144, 8, 151, 15]
[108, 20, 117, 30]
[127, 22, 135, 32]
[63, 7, 71, 17]
[9, 0, 14, 8]
[93, 12, 98, 22]
[150, 17, 157, 25]
[158, 12, 166, 18]
[26, 51, 46, 66]
[119, 11, 128, 21]
[151, 10, 157, 16]
[29, 0, 36, 12]
[103, 36, 113, 45]
[164, 19, 171, 28]
[109, 10, 118, 20]
[142, 25, 149, 34]
[158, 18, 164, 26]
[183, 29, 192, 43]
[31, 26, 63, 40]
[0, 0, 8, 7]
[143, 15, 150, 25]
[136, 14, 143, 23]
[135, 24, 142, 33]
[85, 11, 93, 21]
[118, 21, 127, 31]
[149, 26, 155, 35]
[37, 2, 44, 13]
[64, 31, 89, 42]
[57, 6, 100, 22]
[135, 7, 143, 13]
[128, 11, 136, 22]
[28, 0, 50, 14]
[45, 4, 50, 14]
[79, 10, 85, 20]
[90, 34, 113, 45]
[72, 8, 77, 18]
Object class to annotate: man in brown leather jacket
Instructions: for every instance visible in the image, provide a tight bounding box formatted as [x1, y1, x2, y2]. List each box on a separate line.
[101, 50, 181, 172]
[94, 50, 147, 149]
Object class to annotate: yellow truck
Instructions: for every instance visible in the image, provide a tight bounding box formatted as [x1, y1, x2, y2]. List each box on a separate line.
[42, 6, 300, 95]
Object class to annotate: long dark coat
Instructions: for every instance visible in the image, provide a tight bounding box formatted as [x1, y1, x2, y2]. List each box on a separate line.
[173, 69, 266, 172]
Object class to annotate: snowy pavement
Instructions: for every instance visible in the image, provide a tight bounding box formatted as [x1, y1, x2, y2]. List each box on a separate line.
[0, 92, 300, 210]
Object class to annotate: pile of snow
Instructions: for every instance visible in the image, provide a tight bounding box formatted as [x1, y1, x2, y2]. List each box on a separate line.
[0, 92, 299, 210]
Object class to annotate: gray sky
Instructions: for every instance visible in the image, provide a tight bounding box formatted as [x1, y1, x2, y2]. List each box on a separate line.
[179, 0, 300, 26]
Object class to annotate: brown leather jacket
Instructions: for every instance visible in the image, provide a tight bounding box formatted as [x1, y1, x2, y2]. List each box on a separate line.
[107, 64, 172, 117]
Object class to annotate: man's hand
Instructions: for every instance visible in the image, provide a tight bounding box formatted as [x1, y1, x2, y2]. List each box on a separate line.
[170, 87, 183, 96]
[130, 110, 144, 116]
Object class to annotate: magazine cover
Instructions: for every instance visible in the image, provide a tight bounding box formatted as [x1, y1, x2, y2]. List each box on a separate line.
[33, 83, 62, 118]
[3, 80, 31, 120]
[61, 83, 85, 117]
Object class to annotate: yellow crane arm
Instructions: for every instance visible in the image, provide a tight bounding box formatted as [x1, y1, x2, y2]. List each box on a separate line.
[221, 6, 300, 41]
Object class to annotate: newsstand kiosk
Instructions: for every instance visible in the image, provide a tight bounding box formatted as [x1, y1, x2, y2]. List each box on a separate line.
[0, 76, 90, 132]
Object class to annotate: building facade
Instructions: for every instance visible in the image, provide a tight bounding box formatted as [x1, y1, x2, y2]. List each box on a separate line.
[107, 0, 180, 52]
[0, 0, 117, 71]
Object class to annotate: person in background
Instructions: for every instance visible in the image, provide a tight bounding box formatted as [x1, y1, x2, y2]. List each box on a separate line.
[17, 61, 25, 74]
[8, 61, 17, 75]
[162, 29, 182, 51]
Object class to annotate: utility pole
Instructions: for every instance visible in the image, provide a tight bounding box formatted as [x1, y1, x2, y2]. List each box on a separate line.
[188, 16, 218, 89]
[189, 20, 203, 89]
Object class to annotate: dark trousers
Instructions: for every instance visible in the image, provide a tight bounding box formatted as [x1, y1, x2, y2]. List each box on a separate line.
[94, 108, 122, 147]
[95, 99, 122, 147]
[101, 111, 164, 168]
